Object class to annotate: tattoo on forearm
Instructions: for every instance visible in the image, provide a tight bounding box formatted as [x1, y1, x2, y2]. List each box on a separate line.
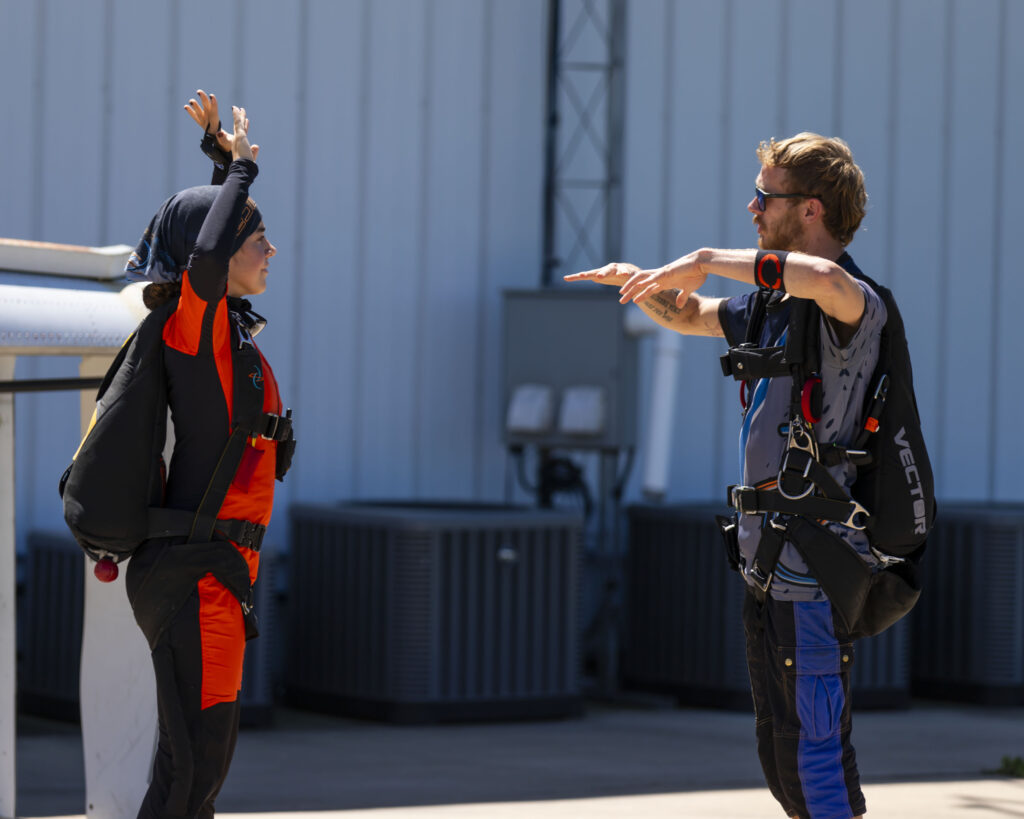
[642, 291, 684, 323]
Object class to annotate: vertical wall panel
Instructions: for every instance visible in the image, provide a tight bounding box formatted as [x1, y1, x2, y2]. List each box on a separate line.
[416, 0, 486, 499]
[354, 0, 427, 498]
[940, 0, 1000, 499]
[620, 0, 665, 268]
[889, 0, 944, 497]
[619, 0, 671, 504]
[475, 0, 547, 499]
[992, 0, 1022, 500]
[38, 1, 105, 245]
[0, 1, 38, 239]
[783, 0, 839, 136]
[665, 0, 734, 499]
[291, 0, 364, 504]
[106, 0, 176, 246]
[834, 0, 894, 284]
[167, 1, 237, 195]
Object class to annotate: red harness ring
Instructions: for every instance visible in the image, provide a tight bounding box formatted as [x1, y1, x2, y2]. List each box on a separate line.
[801, 375, 823, 424]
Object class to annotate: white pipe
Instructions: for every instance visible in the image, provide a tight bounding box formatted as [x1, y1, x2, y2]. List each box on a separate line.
[0, 356, 15, 819]
[622, 306, 684, 500]
[642, 329, 683, 499]
[0, 281, 146, 355]
[0, 238, 132, 281]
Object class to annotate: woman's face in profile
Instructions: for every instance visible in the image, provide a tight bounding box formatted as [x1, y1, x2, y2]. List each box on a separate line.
[227, 223, 276, 296]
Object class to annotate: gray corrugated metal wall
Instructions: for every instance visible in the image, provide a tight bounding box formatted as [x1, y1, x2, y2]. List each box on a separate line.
[1, 0, 548, 546]
[2, 0, 1021, 548]
[620, 0, 1024, 504]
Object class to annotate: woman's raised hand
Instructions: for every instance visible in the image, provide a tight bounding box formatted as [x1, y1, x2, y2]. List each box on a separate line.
[230, 106, 254, 162]
[185, 90, 259, 160]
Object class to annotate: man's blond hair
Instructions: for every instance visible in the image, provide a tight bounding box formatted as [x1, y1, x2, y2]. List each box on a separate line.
[756, 133, 867, 246]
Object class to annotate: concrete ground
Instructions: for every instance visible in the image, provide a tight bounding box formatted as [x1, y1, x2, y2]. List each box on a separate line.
[15, 700, 1024, 818]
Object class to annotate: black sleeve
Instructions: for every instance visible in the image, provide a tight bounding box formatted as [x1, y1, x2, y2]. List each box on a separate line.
[719, 292, 754, 348]
[187, 159, 259, 303]
[200, 132, 232, 185]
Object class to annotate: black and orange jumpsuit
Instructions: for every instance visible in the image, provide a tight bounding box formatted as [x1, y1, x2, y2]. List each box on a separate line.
[127, 159, 282, 819]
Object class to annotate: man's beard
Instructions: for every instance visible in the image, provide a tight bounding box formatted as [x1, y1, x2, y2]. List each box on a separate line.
[757, 206, 803, 251]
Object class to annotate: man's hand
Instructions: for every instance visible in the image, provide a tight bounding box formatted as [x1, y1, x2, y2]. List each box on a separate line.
[185, 89, 260, 160]
[564, 262, 641, 287]
[617, 252, 708, 307]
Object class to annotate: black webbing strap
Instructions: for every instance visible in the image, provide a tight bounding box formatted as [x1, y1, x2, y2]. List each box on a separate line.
[730, 485, 864, 527]
[186, 316, 268, 546]
[188, 426, 253, 544]
[782, 298, 821, 423]
[748, 519, 786, 598]
[728, 446, 870, 529]
[147, 508, 266, 551]
[784, 517, 873, 632]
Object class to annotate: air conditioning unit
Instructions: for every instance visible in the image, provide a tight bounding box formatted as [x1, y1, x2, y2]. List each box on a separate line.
[20, 532, 276, 724]
[286, 502, 583, 723]
[20, 533, 84, 721]
[911, 504, 1024, 705]
[624, 505, 911, 710]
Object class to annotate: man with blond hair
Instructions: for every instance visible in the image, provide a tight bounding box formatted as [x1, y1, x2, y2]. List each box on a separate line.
[567, 133, 880, 818]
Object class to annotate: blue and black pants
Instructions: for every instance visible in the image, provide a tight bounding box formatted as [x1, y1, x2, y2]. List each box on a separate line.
[743, 588, 865, 818]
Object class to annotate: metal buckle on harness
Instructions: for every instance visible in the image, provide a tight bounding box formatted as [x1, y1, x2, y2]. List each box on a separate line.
[730, 485, 758, 515]
[842, 500, 870, 531]
[776, 449, 815, 501]
[260, 413, 280, 441]
[748, 561, 773, 592]
[786, 416, 818, 460]
[870, 545, 906, 566]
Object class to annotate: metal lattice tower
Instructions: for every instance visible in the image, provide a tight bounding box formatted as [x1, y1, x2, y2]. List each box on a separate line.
[542, 0, 626, 286]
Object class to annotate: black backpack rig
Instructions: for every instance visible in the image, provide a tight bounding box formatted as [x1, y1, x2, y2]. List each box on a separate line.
[717, 267, 935, 638]
[58, 297, 295, 647]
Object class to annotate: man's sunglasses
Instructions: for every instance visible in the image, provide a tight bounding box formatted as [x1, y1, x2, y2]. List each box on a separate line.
[755, 186, 814, 212]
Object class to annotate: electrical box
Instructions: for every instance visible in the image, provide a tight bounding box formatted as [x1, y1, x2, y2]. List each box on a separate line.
[503, 289, 637, 450]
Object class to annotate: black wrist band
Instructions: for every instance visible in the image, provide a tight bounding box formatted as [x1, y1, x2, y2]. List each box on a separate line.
[200, 131, 231, 169]
[755, 250, 788, 292]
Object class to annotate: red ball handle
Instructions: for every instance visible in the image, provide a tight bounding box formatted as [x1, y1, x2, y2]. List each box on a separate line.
[94, 557, 119, 583]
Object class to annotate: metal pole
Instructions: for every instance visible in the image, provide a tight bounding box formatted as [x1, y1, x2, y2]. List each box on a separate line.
[541, 0, 561, 286]
[0, 356, 17, 819]
[605, 0, 626, 263]
[0, 377, 104, 394]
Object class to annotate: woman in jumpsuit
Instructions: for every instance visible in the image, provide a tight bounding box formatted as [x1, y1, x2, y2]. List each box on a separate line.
[124, 96, 291, 819]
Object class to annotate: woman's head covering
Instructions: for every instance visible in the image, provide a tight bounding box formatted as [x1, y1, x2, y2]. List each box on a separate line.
[125, 185, 262, 283]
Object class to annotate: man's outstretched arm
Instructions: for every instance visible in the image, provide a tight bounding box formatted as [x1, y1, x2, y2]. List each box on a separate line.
[617, 248, 866, 340]
[564, 263, 725, 337]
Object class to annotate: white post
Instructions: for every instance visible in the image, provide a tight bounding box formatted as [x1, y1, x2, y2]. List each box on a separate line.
[78, 355, 157, 819]
[0, 356, 16, 819]
[623, 308, 684, 501]
[642, 328, 683, 500]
